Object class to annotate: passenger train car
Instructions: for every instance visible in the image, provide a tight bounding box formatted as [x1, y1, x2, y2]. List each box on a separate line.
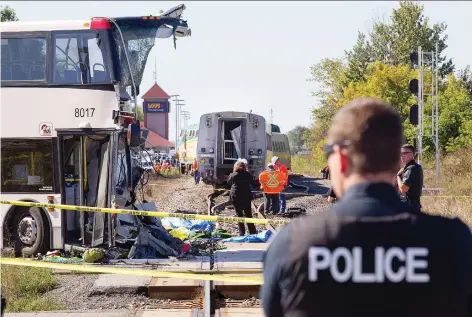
[197, 111, 291, 188]
[176, 124, 199, 173]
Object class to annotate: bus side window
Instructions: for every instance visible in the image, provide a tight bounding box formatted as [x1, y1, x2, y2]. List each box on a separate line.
[88, 37, 108, 83]
[1, 139, 54, 193]
[54, 37, 81, 84]
[53, 31, 109, 84]
[1, 37, 47, 82]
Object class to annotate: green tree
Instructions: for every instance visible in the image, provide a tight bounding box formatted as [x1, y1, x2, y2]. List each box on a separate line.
[287, 125, 309, 153]
[131, 105, 145, 121]
[344, 32, 373, 83]
[1, 5, 18, 22]
[457, 66, 472, 97]
[307, 58, 348, 144]
[369, 1, 454, 77]
[436, 74, 472, 152]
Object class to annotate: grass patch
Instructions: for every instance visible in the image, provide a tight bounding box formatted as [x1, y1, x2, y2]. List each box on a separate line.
[421, 147, 472, 227]
[291, 155, 325, 175]
[1, 264, 63, 312]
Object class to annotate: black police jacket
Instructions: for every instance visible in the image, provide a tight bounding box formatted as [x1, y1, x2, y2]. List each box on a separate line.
[261, 182, 472, 317]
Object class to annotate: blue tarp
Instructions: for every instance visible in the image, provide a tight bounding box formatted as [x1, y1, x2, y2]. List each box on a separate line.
[161, 218, 215, 232]
[223, 230, 273, 243]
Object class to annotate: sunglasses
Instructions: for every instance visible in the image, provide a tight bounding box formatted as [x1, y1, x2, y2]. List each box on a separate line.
[324, 141, 351, 159]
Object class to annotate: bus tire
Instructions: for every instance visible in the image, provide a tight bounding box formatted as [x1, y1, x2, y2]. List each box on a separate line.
[11, 207, 49, 257]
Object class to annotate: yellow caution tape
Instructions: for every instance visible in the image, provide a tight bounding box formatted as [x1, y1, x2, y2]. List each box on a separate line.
[0, 258, 263, 285]
[0, 200, 290, 226]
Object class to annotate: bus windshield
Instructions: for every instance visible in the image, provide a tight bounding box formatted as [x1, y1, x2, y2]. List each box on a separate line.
[108, 11, 191, 89]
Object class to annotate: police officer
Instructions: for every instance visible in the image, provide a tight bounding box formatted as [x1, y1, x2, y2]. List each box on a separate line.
[261, 97, 472, 317]
[396, 144, 423, 209]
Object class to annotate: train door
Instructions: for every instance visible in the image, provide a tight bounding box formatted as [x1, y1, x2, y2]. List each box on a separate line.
[221, 120, 243, 165]
[57, 129, 117, 247]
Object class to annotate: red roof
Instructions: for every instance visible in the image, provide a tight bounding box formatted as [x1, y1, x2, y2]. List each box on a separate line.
[141, 83, 169, 100]
[140, 123, 174, 148]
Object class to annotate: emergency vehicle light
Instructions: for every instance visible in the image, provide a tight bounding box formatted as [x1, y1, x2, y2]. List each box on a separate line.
[90, 18, 112, 30]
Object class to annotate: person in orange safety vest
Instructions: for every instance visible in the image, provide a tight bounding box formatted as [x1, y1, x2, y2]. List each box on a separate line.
[259, 163, 285, 215]
[192, 158, 200, 185]
[271, 156, 289, 213]
[154, 162, 161, 173]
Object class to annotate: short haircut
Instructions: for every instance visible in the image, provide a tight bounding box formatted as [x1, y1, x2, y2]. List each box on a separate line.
[401, 144, 415, 154]
[233, 161, 246, 173]
[327, 97, 403, 174]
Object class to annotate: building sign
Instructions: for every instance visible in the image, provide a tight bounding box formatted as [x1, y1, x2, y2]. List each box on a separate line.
[144, 101, 169, 113]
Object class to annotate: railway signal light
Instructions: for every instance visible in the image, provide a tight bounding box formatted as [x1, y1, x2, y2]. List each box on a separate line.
[410, 52, 418, 67]
[409, 104, 419, 126]
[409, 79, 419, 96]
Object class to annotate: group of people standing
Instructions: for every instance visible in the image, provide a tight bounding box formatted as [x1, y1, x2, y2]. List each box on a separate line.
[226, 156, 289, 236]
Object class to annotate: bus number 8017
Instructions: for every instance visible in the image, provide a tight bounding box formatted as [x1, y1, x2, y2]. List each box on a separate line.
[75, 108, 95, 118]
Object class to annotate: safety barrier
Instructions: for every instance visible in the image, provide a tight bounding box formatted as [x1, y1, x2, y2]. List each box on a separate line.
[0, 200, 290, 226]
[0, 258, 263, 284]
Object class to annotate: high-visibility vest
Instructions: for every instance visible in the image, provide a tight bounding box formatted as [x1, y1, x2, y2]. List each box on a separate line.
[276, 164, 288, 183]
[259, 170, 285, 194]
[193, 160, 198, 170]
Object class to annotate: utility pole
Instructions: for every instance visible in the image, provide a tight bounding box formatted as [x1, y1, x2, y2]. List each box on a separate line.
[181, 110, 191, 129]
[270, 108, 273, 125]
[409, 44, 440, 184]
[168, 94, 180, 151]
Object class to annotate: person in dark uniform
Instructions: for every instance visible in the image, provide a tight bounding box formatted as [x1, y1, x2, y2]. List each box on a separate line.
[327, 186, 337, 203]
[397, 144, 423, 209]
[227, 161, 257, 236]
[261, 97, 472, 317]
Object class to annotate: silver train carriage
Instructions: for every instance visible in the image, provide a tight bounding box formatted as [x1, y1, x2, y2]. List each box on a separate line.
[197, 111, 291, 188]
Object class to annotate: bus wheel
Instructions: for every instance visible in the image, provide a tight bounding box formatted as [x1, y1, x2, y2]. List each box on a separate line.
[11, 207, 49, 257]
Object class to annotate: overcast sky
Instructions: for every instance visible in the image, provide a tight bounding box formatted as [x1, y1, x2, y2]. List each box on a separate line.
[4, 1, 471, 140]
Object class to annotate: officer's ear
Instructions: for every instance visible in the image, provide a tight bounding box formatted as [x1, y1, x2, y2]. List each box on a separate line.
[340, 150, 349, 174]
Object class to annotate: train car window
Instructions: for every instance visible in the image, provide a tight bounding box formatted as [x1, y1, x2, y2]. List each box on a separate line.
[266, 134, 272, 151]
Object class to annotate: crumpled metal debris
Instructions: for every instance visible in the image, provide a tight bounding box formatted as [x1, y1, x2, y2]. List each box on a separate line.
[114, 202, 184, 259]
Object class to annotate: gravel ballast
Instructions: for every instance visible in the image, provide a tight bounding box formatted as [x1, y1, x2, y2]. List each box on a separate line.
[43, 174, 331, 310]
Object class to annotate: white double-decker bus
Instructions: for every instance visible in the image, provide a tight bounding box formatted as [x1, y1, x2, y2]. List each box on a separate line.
[0, 5, 191, 256]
